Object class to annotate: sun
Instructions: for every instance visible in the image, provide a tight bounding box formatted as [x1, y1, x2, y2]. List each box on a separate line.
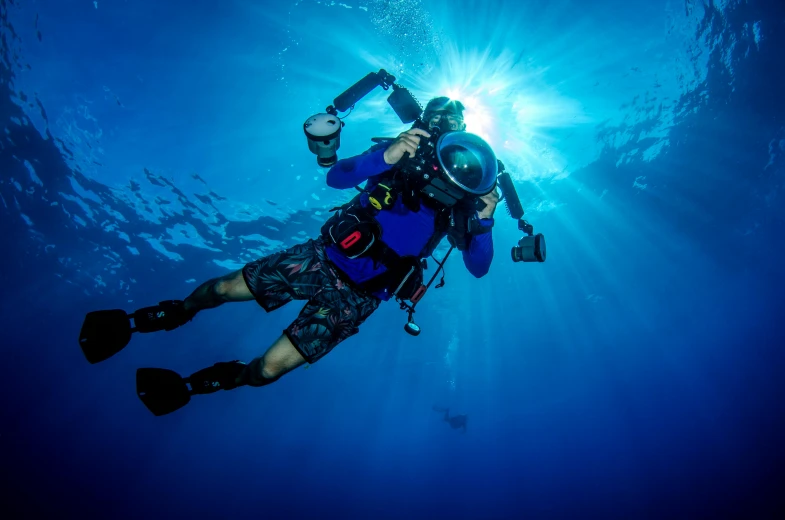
[444, 89, 496, 144]
[403, 45, 590, 182]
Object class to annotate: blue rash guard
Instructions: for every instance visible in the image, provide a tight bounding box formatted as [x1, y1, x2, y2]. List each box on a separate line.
[324, 142, 494, 301]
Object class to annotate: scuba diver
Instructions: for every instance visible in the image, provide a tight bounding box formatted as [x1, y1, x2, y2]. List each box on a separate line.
[433, 406, 467, 433]
[79, 94, 504, 416]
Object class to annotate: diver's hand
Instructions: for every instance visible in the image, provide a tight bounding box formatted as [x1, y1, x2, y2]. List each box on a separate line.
[383, 128, 431, 165]
[477, 188, 500, 219]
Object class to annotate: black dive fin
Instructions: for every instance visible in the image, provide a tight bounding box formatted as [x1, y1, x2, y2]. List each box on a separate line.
[79, 301, 192, 365]
[187, 361, 247, 394]
[136, 362, 247, 417]
[132, 300, 192, 333]
[136, 368, 191, 416]
[79, 310, 132, 364]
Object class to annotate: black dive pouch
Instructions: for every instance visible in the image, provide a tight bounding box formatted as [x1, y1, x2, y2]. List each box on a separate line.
[381, 256, 424, 301]
[357, 254, 425, 301]
[322, 208, 381, 259]
[390, 257, 424, 300]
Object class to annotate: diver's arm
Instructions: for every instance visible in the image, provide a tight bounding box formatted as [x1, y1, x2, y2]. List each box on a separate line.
[326, 128, 430, 189]
[461, 219, 494, 278]
[326, 144, 391, 189]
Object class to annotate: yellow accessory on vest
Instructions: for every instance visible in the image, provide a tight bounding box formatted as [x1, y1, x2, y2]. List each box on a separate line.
[368, 183, 394, 210]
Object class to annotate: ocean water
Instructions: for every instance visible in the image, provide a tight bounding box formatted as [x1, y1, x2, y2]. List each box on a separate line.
[1, 0, 784, 518]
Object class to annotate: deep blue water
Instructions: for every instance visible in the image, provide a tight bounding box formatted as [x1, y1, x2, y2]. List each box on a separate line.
[2, 0, 784, 518]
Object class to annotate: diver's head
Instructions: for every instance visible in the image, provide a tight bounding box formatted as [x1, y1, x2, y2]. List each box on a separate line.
[423, 97, 466, 132]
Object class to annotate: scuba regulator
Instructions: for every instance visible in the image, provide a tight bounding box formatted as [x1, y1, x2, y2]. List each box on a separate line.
[304, 69, 547, 335]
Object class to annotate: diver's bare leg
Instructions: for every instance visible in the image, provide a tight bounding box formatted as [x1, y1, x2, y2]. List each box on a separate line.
[241, 334, 307, 386]
[183, 269, 253, 315]
[182, 271, 306, 386]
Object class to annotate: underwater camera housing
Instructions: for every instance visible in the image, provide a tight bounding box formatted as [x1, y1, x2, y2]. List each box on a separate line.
[395, 121, 500, 209]
[395, 121, 470, 208]
[303, 69, 422, 167]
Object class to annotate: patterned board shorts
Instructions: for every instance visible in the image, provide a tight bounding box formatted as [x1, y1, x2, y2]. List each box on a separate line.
[242, 238, 381, 363]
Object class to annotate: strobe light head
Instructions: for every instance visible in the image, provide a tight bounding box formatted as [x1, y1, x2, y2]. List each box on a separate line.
[511, 233, 546, 263]
[304, 113, 343, 167]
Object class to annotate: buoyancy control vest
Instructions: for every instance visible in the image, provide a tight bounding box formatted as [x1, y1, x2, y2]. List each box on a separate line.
[321, 167, 492, 300]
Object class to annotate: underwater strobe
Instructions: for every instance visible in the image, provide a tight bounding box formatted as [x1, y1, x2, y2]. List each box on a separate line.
[496, 164, 546, 263]
[512, 220, 546, 263]
[304, 113, 343, 167]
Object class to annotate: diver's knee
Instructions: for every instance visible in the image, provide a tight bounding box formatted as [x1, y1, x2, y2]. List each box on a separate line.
[260, 363, 283, 381]
[213, 272, 242, 300]
[213, 279, 231, 299]
[243, 356, 282, 387]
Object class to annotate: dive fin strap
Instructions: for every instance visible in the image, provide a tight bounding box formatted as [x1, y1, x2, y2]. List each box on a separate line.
[132, 300, 194, 333]
[186, 361, 248, 394]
